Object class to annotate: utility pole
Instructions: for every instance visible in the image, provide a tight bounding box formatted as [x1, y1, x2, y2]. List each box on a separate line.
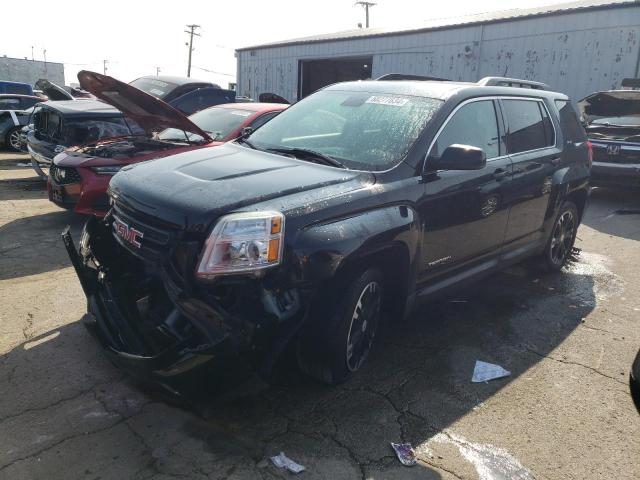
[31, 46, 34, 61]
[355, 1, 376, 28]
[184, 24, 201, 77]
[43, 49, 47, 64]
[103, 59, 108, 75]
[156, 67, 161, 76]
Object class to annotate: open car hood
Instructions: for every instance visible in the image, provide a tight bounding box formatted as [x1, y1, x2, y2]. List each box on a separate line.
[578, 90, 640, 121]
[258, 92, 290, 104]
[77, 70, 212, 141]
[35, 79, 74, 101]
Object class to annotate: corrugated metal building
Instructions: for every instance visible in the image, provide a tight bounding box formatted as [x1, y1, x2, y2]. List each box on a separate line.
[0, 56, 65, 87]
[236, 0, 640, 102]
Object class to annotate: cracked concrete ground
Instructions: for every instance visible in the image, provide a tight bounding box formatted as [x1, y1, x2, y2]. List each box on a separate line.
[1, 150, 639, 480]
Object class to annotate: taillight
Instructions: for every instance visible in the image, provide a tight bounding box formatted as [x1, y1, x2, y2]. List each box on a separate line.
[586, 141, 593, 169]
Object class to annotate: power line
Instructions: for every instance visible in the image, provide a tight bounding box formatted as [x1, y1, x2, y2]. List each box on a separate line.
[184, 24, 201, 78]
[192, 66, 234, 77]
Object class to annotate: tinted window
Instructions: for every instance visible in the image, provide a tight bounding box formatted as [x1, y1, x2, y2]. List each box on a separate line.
[129, 78, 177, 99]
[159, 107, 253, 142]
[503, 99, 554, 154]
[170, 89, 236, 115]
[555, 100, 586, 143]
[249, 90, 443, 171]
[62, 118, 131, 145]
[431, 100, 500, 160]
[249, 112, 279, 130]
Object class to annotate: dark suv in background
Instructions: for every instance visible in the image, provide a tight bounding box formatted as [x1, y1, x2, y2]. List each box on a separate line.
[65, 76, 590, 391]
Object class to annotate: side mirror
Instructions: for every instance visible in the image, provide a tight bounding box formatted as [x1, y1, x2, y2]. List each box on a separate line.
[240, 126, 253, 138]
[429, 144, 486, 171]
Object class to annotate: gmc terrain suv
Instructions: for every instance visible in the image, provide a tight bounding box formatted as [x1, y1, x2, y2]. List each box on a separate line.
[65, 76, 590, 390]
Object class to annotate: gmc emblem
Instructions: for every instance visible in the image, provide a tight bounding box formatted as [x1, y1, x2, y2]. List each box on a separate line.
[606, 144, 621, 155]
[114, 218, 143, 248]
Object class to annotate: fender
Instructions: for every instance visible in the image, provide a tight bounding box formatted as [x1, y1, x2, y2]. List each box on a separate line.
[291, 204, 421, 285]
[545, 162, 590, 229]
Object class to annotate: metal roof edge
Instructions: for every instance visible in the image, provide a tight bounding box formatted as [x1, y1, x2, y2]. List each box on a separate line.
[236, 0, 637, 52]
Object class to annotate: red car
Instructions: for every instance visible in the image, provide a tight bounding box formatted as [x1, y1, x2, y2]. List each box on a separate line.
[48, 70, 287, 216]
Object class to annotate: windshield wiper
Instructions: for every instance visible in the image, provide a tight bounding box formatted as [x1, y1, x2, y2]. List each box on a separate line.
[266, 147, 346, 168]
[236, 136, 258, 149]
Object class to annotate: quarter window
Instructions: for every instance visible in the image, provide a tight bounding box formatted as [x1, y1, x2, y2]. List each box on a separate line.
[430, 100, 500, 160]
[503, 99, 554, 154]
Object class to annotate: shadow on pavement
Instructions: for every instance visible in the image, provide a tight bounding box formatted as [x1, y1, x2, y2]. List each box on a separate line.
[582, 187, 640, 242]
[0, 210, 85, 281]
[0, 176, 47, 201]
[0, 254, 597, 478]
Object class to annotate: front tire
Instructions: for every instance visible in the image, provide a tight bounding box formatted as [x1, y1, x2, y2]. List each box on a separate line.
[6, 127, 22, 152]
[297, 268, 383, 384]
[542, 200, 578, 271]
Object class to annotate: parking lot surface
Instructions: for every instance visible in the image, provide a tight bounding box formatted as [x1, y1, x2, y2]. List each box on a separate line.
[1, 150, 639, 480]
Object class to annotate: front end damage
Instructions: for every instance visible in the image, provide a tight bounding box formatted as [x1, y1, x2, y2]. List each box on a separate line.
[62, 214, 308, 390]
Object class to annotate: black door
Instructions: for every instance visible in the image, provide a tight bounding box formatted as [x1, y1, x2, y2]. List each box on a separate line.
[499, 98, 560, 251]
[418, 98, 512, 283]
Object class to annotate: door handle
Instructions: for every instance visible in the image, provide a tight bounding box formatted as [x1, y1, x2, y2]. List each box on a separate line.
[493, 168, 509, 180]
[550, 157, 561, 166]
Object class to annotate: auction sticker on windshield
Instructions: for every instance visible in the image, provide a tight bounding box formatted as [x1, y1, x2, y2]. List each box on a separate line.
[365, 95, 409, 107]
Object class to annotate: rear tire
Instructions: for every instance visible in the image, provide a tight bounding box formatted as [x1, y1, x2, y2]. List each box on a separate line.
[542, 200, 578, 271]
[5, 127, 22, 152]
[297, 268, 383, 385]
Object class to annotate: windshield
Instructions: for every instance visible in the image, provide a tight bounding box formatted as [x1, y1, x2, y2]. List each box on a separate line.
[591, 116, 640, 127]
[158, 107, 253, 142]
[62, 117, 132, 145]
[246, 90, 442, 170]
[129, 78, 177, 99]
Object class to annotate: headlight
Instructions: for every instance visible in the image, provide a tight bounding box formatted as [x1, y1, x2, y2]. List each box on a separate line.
[90, 165, 123, 175]
[196, 211, 284, 279]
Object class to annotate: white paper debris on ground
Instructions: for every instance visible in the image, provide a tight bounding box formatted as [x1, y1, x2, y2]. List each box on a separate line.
[270, 452, 305, 474]
[471, 360, 511, 383]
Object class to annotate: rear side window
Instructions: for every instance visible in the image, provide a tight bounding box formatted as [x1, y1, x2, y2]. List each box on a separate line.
[555, 100, 586, 143]
[503, 99, 554, 154]
[431, 100, 500, 159]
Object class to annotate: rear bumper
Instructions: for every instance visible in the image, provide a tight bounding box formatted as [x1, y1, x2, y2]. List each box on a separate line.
[62, 218, 306, 387]
[591, 162, 640, 189]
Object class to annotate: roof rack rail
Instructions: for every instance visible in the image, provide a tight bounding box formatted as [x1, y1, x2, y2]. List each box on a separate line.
[375, 73, 450, 82]
[477, 76, 550, 90]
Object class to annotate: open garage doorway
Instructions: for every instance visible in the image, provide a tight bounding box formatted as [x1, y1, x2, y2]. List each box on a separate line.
[298, 56, 372, 99]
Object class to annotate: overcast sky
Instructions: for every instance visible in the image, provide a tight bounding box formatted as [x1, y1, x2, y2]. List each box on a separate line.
[1, 0, 571, 87]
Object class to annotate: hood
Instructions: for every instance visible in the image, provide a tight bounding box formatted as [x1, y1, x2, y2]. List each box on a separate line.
[109, 142, 372, 232]
[35, 79, 74, 101]
[578, 90, 640, 121]
[77, 70, 212, 141]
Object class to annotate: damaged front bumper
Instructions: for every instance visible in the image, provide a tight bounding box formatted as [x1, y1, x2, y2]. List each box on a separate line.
[62, 217, 307, 389]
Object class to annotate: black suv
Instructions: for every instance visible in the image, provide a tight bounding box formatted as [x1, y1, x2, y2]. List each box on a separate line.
[65, 76, 590, 389]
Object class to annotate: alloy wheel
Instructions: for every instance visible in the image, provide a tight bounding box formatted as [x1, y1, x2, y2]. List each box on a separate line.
[9, 129, 22, 150]
[345, 281, 381, 372]
[550, 210, 576, 266]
